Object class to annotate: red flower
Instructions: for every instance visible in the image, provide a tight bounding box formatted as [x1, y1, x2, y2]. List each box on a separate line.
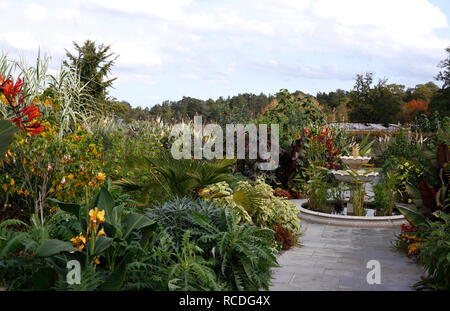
[0, 75, 44, 136]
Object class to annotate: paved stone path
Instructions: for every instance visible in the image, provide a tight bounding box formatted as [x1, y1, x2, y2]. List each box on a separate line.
[270, 220, 425, 291]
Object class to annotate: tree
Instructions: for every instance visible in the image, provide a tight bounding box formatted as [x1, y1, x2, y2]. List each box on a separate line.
[348, 73, 375, 122]
[429, 46, 450, 116]
[404, 82, 439, 103]
[63, 40, 118, 112]
[348, 73, 403, 124]
[316, 89, 347, 110]
[436, 46, 450, 88]
[108, 100, 131, 119]
[403, 99, 428, 122]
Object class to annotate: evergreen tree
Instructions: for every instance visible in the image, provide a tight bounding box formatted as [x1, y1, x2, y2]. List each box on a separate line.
[63, 40, 118, 112]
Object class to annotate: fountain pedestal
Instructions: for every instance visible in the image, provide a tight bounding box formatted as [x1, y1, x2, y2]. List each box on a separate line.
[330, 146, 378, 216]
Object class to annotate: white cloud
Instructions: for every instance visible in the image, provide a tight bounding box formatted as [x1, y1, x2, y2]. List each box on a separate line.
[0, 32, 39, 50]
[23, 3, 49, 22]
[313, 0, 448, 50]
[113, 41, 162, 71]
[0, 0, 448, 106]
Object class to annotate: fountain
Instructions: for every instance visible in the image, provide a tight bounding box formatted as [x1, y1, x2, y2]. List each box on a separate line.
[330, 145, 379, 216]
[293, 144, 407, 227]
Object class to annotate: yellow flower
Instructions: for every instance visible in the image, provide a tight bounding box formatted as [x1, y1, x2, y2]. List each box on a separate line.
[44, 98, 52, 108]
[93, 256, 100, 265]
[88, 181, 94, 187]
[67, 173, 74, 180]
[2, 184, 7, 192]
[408, 199, 412, 203]
[24, 189, 30, 196]
[1, 94, 8, 105]
[70, 233, 87, 251]
[97, 228, 106, 237]
[96, 172, 106, 182]
[89, 207, 106, 227]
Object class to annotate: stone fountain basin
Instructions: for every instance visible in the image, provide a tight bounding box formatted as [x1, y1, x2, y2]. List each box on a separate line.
[289, 199, 408, 228]
[339, 156, 371, 169]
[331, 169, 379, 183]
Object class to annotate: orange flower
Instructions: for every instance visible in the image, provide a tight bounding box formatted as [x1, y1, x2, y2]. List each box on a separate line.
[70, 233, 87, 251]
[407, 242, 422, 256]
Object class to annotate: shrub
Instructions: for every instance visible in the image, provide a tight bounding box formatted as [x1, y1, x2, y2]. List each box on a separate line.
[199, 178, 301, 239]
[115, 152, 235, 205]
[415, 211, 450, 291]
[373, 171, 398, 216]
[274, 224, 295, 250]
[0, 187, 157, 290]
[147, 197, 278, 290]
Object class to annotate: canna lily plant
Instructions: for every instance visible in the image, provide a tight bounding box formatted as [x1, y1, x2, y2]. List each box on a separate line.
[26, 185, 158, 290]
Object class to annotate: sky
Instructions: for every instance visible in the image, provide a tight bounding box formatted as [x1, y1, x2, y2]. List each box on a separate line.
[0, 0, 449, 108]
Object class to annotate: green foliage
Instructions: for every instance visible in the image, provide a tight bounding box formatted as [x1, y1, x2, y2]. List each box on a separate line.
[166, 231, 222, 291]
[411, 111, 448, 133]
[399, 143, 449, 225]
[0, 120, 18, 157]
[380, 129, 421, 170]
[0, 187, 157, 290]
[348, 73, 404, 124]
[192, 208, 278, 290]
[146, 197, 278, 290]
[145, 197, 226, 244]
[302, 166, 331, 213]
[199, 179, 301, 238]
[373, 171, 398, 216]
[63, 40, 118, 111]
[414, 211, 450, 291]
[116, 152, 235, 204]
[257, 89, 324, 149]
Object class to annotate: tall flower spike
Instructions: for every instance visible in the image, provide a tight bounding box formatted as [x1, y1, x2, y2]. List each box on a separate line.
[0, 75, 44, 136]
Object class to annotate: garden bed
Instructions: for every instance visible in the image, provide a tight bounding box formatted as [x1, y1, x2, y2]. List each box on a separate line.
[290, 199, 409, 228]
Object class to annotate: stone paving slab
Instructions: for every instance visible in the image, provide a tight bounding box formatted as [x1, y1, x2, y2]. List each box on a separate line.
[270, 220, 425, 291]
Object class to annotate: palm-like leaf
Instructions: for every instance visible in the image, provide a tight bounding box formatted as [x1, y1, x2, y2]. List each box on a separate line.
[118, 152, 235, 203]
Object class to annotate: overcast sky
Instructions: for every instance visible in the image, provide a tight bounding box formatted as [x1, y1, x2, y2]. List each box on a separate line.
[1, 0, 449, 108]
